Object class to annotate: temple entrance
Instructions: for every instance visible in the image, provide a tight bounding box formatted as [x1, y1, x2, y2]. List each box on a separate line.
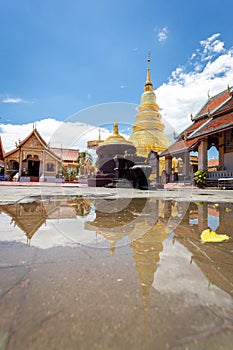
[28, 160, 40, 177]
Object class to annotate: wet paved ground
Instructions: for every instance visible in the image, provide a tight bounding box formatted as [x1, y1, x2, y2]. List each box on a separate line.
[0, 184, 233, 349]
[1, 182, 233, 204]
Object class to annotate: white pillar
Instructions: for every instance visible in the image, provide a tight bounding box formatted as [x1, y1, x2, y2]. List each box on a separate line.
[198, 139, 208, 170]
[18, 148, 22, 179]
[219, 132, 224, 170]
[39, 150, 45, 182]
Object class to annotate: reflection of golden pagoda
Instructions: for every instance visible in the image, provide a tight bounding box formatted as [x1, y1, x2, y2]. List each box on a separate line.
[85, 198, 148, 253]
[130, 220, 168, 310]
[85, 198, 169, 309]
[129, 53, 171, 162]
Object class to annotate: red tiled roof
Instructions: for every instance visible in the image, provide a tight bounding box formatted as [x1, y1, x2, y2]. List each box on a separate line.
[217, 98, 233, 113]
[208, 159, 219, 167]
[196, 89, 231, 117]
[194, 112, 233, 137]
[160, 138, 199, 157]
[185, 118, 209, 135]
[161, 88, 233, 157]
[51, 148, 79, 161]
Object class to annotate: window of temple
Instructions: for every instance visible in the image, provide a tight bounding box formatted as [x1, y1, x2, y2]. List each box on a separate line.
[46, 162, 55, 172]
[8, 160, 19, 170]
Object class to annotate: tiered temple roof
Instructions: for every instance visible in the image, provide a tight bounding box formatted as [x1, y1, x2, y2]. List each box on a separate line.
[161, 86, 233, 157]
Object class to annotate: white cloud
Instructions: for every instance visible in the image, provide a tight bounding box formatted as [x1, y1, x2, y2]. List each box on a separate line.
[157, 27, 168, 42]
[0, 119, 62, 152]
[1, 97, 32, 104]
[0, 118, 122, 154]
[155, 34, 233, 132]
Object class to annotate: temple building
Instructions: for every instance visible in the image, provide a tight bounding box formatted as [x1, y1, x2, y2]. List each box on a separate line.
[129, 53, 171, 163]
[160, 86, 233, 186]
[88, 122, 152, 188]
[3, 127, 79, 182]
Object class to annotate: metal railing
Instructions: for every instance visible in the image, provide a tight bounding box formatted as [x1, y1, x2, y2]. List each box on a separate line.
[208, 170, 233, 178]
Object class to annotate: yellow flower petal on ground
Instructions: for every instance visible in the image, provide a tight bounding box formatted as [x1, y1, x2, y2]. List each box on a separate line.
[201, 228, 229, 243]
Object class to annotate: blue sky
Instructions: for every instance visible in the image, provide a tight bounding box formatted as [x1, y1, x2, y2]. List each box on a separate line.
[0, 0, 233, 151]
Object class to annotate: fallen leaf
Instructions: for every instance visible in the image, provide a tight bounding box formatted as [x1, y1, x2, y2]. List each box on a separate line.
[201, 228, 229, 243]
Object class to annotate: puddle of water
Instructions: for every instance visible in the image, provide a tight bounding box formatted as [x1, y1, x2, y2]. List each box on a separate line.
[0, 197, 233, 349]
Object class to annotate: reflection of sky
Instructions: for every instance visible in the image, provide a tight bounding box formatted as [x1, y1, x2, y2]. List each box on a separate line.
[153, 235, 233, 309]
[0, 210, 99, 249]
[190, 212, 219, 231]
[208, 214, 219, 231]
[0, 208, 131, 250]
[189, 218, 198, 225]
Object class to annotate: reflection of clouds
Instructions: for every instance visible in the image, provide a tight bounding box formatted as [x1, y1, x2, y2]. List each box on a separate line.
[153, 236, 233, 309]
[0, 210, 97, 249]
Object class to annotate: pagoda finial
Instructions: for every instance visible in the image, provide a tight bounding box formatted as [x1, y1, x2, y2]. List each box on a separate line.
[144, 51, 153, 91]
[227, 84, 231, 94]
[113, 122, 119, 135]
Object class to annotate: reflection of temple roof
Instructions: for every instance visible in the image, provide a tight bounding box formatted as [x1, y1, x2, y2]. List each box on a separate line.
[173, 203, 233, 297]
[0, 202, 48, 240]
[0, 197, 91, 241]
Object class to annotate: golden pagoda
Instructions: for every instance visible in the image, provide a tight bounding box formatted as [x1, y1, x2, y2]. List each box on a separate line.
[129, 53, 171, 159]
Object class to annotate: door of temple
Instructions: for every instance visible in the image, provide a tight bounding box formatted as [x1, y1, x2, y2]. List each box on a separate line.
[28, 160, 40, 177]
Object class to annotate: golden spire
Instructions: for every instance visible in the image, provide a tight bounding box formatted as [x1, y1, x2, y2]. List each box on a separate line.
[113, 121, 119, 135]
[144, 52, 153, 91]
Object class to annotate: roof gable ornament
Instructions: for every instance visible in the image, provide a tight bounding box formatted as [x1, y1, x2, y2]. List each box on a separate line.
[227, 84, 232, 95]
[173, 131, 179, 140]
